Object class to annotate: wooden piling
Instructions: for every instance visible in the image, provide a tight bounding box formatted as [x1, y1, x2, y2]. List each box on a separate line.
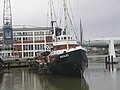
[108, 56, 111, 71]
[8, 62, 10, 70]
[105, 57, 108, 69]
[111, 55, 114, 71]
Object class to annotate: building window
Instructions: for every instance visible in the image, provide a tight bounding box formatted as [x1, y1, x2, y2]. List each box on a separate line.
[14, 37, 21, 41]
[35, 37, 39, 40]
[35, 44, 44, 50]
[34, 32, 38, 35]
[35, 44, 39, 50]
[29, 52, 33, 57]
[15, 32, 22, 36]
[57, 38, 60, 40]
[27, 32, 33, 35]
[23, 52, 33, 57]
[23, 45, 33, 50]
[46, 31, 51, 35]
[29, 45, 33, 50]
[35, 52, 39, 56]
[23, 32, 27, 35]
[23, 37, 33, 41]
[34, 31, 44, 35]
[40, 37, 44, 40]
[34, 37, 44, 40]
[68, 37, 70, 40]
[40, 44, 44, 50]
[64, 37, 66, 40]
[23, 52, 28, 57]
[13, 32, 17, 36]
[40, 31, 44, 35]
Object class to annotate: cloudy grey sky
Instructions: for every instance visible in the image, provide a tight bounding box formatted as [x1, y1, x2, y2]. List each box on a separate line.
[0, 0, 120, 39]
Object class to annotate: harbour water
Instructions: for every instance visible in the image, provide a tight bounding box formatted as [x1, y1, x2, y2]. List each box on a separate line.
[0, 57, 120, 90]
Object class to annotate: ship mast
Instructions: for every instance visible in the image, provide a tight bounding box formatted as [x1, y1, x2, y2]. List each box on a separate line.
[48, 0, 58, 28]
[49, 0, 57, 42]
[63, 0, 69, 50]
[50, 0, 54, 27]
[80, 19, 83, 46]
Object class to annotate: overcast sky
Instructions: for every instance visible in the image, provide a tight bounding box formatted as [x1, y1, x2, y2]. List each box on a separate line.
[0, 0, 120, 39]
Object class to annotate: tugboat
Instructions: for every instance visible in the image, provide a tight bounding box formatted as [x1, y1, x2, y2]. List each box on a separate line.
[47, 27, 88, 77]
[47, 0, 88, 78]
[35, 0, 88, 78]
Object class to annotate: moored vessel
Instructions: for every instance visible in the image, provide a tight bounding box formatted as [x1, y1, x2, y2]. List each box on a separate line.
[46, 0, 88, 78]
[47, 31, 88, 77]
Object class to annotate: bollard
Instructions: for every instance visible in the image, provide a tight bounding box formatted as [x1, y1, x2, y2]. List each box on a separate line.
[8, 62, 10, 70]
[105, 57, 108, 69]
[39, 63, 44, 75]
[111, 55, 114, 71]
[28, 60, 31, 69]
[108, 56, 110, 64]
[108, 56, 110, 71]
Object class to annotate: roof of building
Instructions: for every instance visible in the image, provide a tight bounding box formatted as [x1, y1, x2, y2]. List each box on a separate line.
[0, 25, 52, 32]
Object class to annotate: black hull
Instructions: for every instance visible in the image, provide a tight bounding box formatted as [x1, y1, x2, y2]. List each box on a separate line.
[0, 60, 3, 74]
[49, 49, 88, 77]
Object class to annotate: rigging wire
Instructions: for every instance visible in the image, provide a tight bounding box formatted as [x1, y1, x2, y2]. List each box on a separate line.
[76, 0, 80, 40]
[47, 0, 55, 27]
[58, 0, 63, 27]
[47, 0, 59, 27]
[67, 12, 78, 40]
[51, 0, 58, 27]
[47, 0, 80, 41]
[50, 0, 53, 23]
[80, 18, 84, 45]
[59, 10, 63, 27]
[47, 0, 50, 27]
[68, 0, 78, 38]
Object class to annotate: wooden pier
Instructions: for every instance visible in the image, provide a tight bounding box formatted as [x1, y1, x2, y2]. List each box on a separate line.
[1, 57, 29, 69]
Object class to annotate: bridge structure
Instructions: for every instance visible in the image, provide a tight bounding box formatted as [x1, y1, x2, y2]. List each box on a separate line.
[86, 37, 120, 63]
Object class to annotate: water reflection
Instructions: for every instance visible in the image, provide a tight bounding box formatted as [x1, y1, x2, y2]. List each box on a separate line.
[0, 73, 3, 88]
[0, 68, 89, 90]
[39, 76, 89, 90]
[2, 58, 120, 90]
[84, 58, 120, 90]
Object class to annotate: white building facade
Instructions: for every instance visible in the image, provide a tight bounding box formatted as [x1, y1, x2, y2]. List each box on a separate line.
[0, 25, 53, 59]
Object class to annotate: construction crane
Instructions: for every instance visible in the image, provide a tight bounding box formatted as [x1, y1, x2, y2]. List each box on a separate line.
[2, 0, 13, 57]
